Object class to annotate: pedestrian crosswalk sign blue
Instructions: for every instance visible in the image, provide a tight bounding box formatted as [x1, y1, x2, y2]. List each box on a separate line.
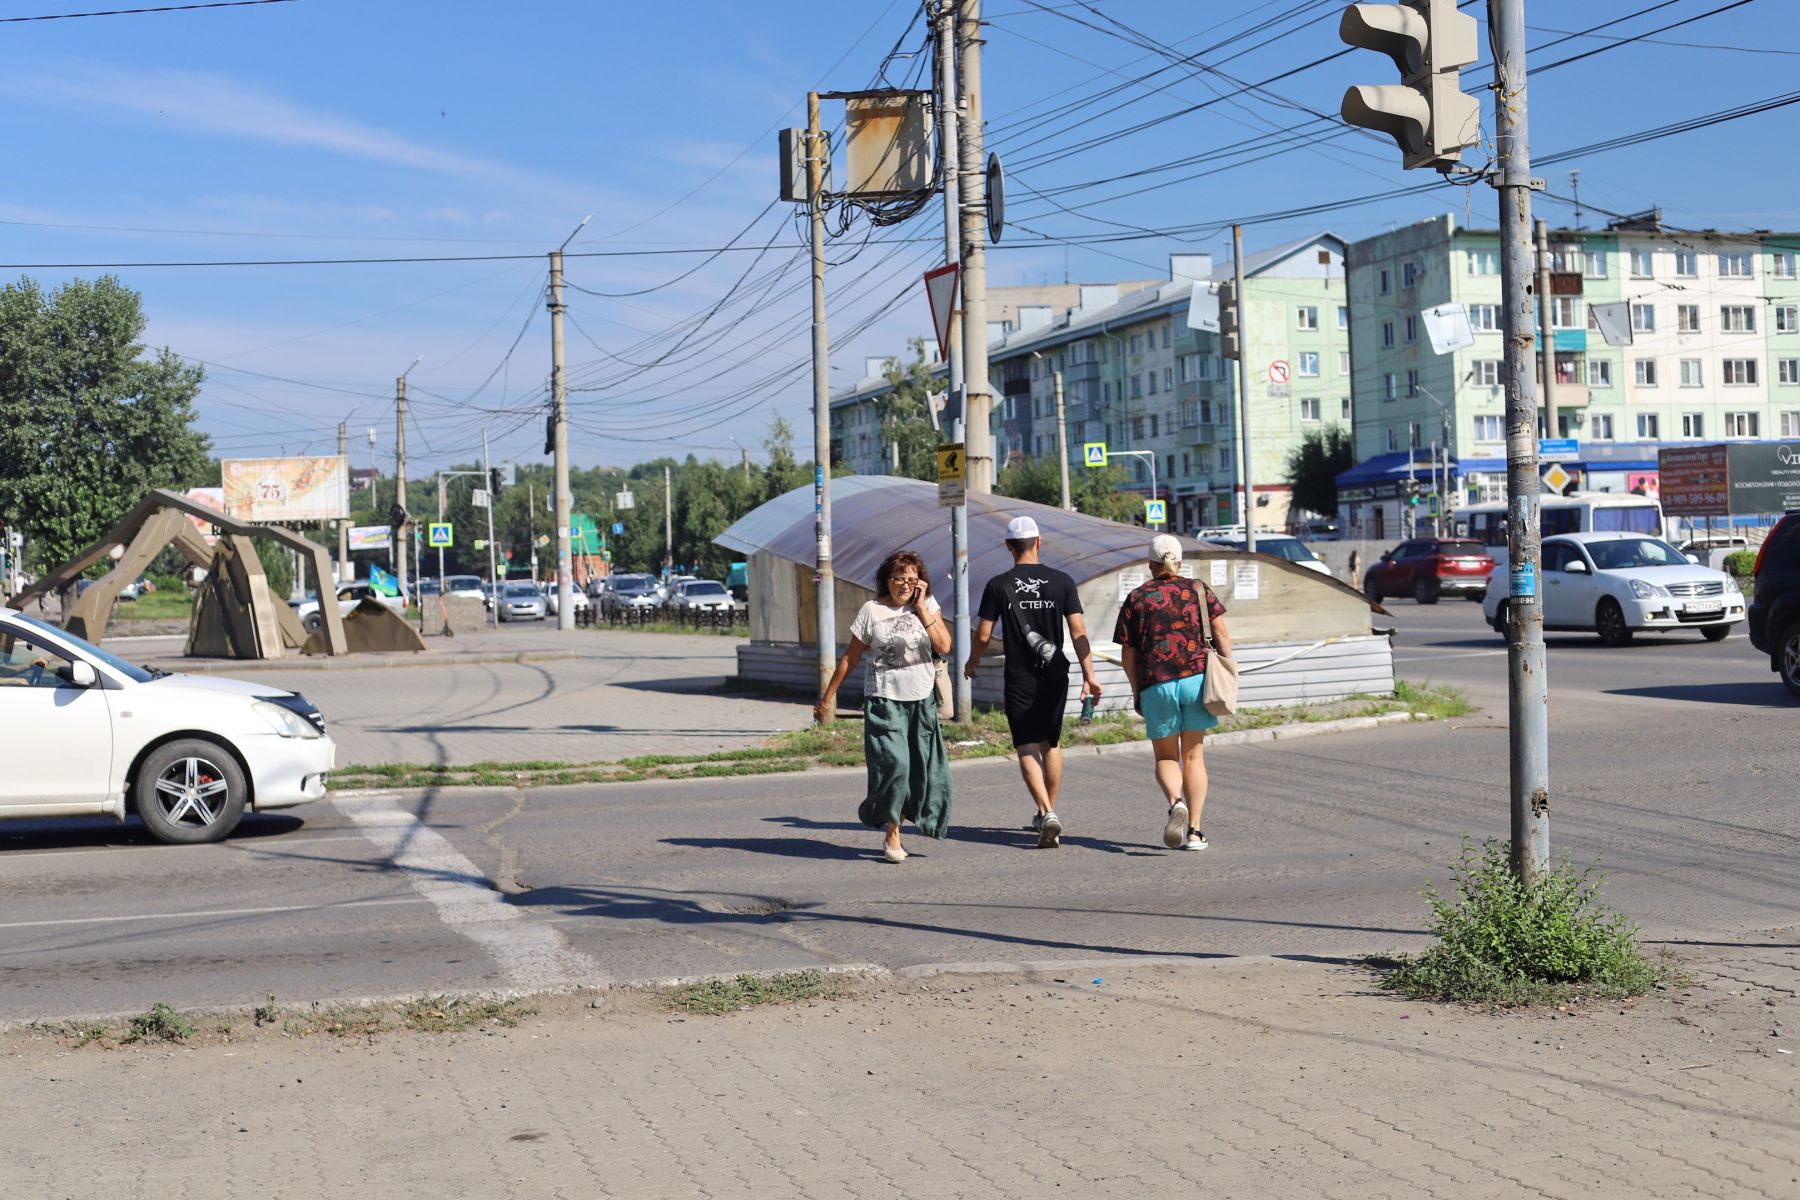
[1144, 499, 1167, 525]
[427, 522, 453, 547]
[1083, 442, 1108, 468]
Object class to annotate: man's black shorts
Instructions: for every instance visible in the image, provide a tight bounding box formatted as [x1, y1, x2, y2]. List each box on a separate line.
[1004, 673, 1069, 748]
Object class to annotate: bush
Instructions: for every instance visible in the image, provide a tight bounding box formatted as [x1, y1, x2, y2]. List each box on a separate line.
[1722, 549, 1757, 578]
[1382, 838, 1670, 1006]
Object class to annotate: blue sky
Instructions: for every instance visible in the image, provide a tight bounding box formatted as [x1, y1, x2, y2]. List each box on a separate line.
[4, 0, 1796, 475]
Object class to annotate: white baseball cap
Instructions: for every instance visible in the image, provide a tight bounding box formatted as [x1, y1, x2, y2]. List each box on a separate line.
[1149, 533, 1184, 566]
[1006, 516, 1040, 540]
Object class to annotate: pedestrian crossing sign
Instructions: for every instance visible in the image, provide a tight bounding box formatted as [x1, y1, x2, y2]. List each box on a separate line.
[427, 522, 453, 548]
[1144, 499, 1167, 525]
[1083, 442, 1108, 468]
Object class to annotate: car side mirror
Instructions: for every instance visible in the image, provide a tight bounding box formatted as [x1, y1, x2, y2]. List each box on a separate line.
[1379, 552, 1391, 561]
[1686, 553, 1701, 565]
[65, 660, 97, 688]
[1565, 560, 1589, 574]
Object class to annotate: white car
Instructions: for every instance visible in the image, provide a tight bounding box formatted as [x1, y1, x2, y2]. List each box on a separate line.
[294, 581, 407, 635]
[1482, 532, 1747, 646]
[1200, 530, 1332, 576]
[540, 581, 591, 617]
[0, 608, 336, 843]
[669, 579, 733, 614]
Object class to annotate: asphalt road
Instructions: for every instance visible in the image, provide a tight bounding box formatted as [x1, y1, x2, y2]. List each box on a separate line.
[3, 602, 1793, 1023]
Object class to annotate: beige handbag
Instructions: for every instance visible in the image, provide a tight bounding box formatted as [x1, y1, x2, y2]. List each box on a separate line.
[934, 658, 954, 711]
[1195, 582, 1239, 716]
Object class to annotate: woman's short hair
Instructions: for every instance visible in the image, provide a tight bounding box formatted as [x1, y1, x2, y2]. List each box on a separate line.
[876, 549, 928, 595]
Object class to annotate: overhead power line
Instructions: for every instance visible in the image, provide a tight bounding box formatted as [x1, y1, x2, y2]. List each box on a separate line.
[1, 0, 293, 21]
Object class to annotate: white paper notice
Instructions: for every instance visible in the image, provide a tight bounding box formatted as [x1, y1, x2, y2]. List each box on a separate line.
[1177, 559, 1195, 578]
[1233, 562, 1260, 600]
[1210, 559, 1228, 587]
[1118, 568, 1149, 599]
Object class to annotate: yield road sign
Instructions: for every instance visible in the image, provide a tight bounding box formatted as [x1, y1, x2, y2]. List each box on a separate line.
[1268, 360, 1291, 385]
[1083, 441, 1108, 468]
[937, 442, 966, 509]
[427, 522, 453, 548]
[1144, 499, 1167, 526]
[924, 264, 961, 364]
[1542, 462, 1575, 494]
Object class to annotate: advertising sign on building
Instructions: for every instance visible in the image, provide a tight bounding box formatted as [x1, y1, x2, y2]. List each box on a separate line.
[1727, 441, 1800, 514]
[220, 456, 350, 523]
[1657, 445, 1731, 517]
[348, 525, 392, 551]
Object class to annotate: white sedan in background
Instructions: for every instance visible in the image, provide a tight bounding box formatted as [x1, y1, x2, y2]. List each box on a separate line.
[540, 580, 591, 617]
[1483, 532, 1746, 646]
[0, 608, 335, 842]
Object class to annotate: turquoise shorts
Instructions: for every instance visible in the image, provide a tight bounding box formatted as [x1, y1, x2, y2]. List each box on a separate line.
[1140, 672, 1219, 741]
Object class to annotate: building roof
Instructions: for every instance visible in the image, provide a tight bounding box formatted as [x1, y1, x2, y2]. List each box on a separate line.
[715, 477, 1214, 620]
[1335, 451, 1453, 488]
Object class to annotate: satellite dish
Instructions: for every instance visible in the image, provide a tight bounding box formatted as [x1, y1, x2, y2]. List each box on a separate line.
[985, 152, 1004, 245]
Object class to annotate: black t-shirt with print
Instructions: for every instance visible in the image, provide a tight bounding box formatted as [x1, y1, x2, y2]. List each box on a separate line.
[977, 564, 1083, 689]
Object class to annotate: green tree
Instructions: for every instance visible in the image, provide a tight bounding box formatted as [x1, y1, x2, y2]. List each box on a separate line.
[876, 340, 942, 481]
[996, 456, 1143, 525]
[0, 276, 212, 568]
[1284, 425, 1355, 518]
[762, 416, 812, 500]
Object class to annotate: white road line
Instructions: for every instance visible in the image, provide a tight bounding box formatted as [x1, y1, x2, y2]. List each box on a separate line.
[0, 895, 428, 930]
[332, 793, 609, 990]
[1393, 649, 1509, 662]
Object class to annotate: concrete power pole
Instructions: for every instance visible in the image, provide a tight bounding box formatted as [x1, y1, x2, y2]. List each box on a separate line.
[936, 0, 972, 723]
[1534, 217, 1558, 439]
[807, 90, 837, 710]
[548, 224, 584, 633]
[1232, 223, 1256, 553]
[337, 421, 349, 583]
[395, 372, 410, 603]
[663, 464, 673, 579]
[957, 0, 992, 494]
[482, 429, 500, 627]
[1053, 366, 1071, 511]
[1492, 0, 1551, 884]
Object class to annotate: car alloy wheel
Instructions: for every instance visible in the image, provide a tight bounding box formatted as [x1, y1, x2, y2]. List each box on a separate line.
[1363, 576, 1381, 602]
[135, 738, 248, 844]
[1595, 598, 1633, 647]
[1413, 575, 1438, 605]
[1492, 601, 1510, 641]
[1781, 624, 1800, 699]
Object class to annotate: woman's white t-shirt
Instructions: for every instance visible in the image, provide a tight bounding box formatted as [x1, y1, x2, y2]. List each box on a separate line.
[850, 596, 941, 702]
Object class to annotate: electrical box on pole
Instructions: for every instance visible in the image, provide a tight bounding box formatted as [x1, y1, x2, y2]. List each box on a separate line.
[1216, 281, 1241, 361]
[842, 90, 933, 196]
[1338, 0, 1480, 172]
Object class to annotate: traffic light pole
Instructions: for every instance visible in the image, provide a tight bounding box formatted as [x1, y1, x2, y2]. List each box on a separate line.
[935, 3, 972, 724]
[1232, 223, 1256, 552]
[1492, 0, 1550, 884]
[483, 428, 500, 628]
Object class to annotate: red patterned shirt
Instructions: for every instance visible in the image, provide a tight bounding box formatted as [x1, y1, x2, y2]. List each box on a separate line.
[1112, 577, 1227, 689]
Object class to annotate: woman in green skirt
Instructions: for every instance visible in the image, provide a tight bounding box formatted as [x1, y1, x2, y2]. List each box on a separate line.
[814, 549, 954, 862]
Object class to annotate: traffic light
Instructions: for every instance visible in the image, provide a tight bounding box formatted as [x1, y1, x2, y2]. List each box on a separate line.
[1216, 280, 1240, 361]
[1339, 0, 1481, 172]
[490, 467, 505, 495]
[388, 503, 408, 529]
[1404, 478, 1422, 506]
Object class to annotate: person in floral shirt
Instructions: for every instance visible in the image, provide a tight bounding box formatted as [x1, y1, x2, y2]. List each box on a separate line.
[1112, 534, 1233, 852]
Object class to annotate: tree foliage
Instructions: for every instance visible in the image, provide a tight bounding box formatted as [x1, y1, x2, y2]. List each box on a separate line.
[995, 456, 1144, 526]
[876, 340, 942, 481]
[0, 276, 212, 569]
[1284, 425, 1355, 518]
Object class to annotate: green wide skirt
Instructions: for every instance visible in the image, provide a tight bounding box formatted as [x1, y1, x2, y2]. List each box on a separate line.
[856, 695, 952, 839]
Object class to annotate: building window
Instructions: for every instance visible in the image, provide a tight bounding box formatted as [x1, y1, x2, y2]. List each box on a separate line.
[1775, 252, 1797, 279]
[1132, 416, 1145, 439]
[1473, 359, 1502, 387]
[1218, 446, 1231, 470]
[1163, 321, 1173, 349]
[1551, 296, 1582, 329]
[1778, 306, 1799, 334]
[1781, 411, 1800, 437]
[1719, 251, 1753, 278]
[1721, 305, 1757, 333]
[1635, 359, 1658, 387]
[1386, 427, 1399, 451]
[1591, 413, 1614, 440]
[1475, 415, 1502, 441]
[1129, 333, 1143, 355]
[1466, 250, 1498, 275]
[1724, 358, 1758, 385]
[1404, 314, 1419, 343]
[1102, 381, 1111, 405]
[1177, 354, 1192, 383]
[1382, 320, 1395, 348]
[1629, 248, 1654, 278]
[1638, 413, 1660, 439]
[1406, 369, 1419, 397]
[1297, 351, 1320, 377]
[1584, 251, 1608, 279]
[1409, 421, 1422, 448]
[1402, 262, 1418, 288]
[1725, 412, 1760, 437]
[1297, 306, 1318, 331]
[1782, 359, 1800, 385]
[1379, 268, 1391, 294]
[1150, 414, 1160, 436]
[1338, 351, 1351, 375]
[1678, 304, 1701, 333]
[1632, 304, 1655, 333]
[1163, 366, 1173, 391]
[1341, 396, 1352, 420]
[1587, 359, 1613, 388]
[1147, 371, 1157, 396]
[1674, 250, 1698, 277]
[1300, 397, 1321, 422]
[1337, 305, 1348, 330]
[1468, 303, 1499, 332]
[1131, 375, 1143, 399]
[1682, 412, 1705, 438]
[1383, 373, 1397, 401]
[1680, 358, 1704, 387]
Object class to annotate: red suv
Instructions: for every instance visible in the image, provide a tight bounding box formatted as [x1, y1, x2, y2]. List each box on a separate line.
[1363, 538, 1495, 605]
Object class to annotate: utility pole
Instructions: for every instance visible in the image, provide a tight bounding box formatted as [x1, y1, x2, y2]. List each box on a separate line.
[957, 0, 992, 495]
[663, 464, 673, 580]
[807, 90, 838, 711]
[337, 421, 350, 583]
[936, 0, 972, 723]
[1053, 365, 1071, 511]
[1534, 217, 1557, 439]
[549, 217, 587, 633]
[483, 429, 500, 627]
[436, 471, 447, 602]
[1493, 0, 1550, 883]
[395, 362, 417, 604]
[1231, 224, 1256, 552]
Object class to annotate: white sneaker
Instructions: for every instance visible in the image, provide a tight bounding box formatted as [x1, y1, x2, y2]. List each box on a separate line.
[1182, 829, 1208, 852]
[1038, 811, 1063, 849]
[1162, 800, 1189, 850]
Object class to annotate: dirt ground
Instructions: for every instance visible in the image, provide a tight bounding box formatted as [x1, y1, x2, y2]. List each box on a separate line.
[6, 945, 1795, 1200]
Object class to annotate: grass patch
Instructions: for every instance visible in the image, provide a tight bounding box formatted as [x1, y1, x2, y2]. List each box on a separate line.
[117, 588, 194, 620]
[582, 619, 746, 638]
[123, 1002, 196, 1044]
[662, 970, 840, 1016]
[253, 993, 281, 1027]
[284, 1004, 390, 1039]
[397, 995, 535, 1033]
[1380, 838, 1678, 1008]
[69, 1022, 112, 1048]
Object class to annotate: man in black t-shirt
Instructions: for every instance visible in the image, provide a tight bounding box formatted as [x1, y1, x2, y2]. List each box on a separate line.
[966, 515, 1103, 848]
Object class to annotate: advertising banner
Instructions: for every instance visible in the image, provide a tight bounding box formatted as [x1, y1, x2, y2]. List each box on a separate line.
[1726, 442, 1800, 514]
[1657, 445, 1730, 517]
[348, 525, 392, 551]
[221, 456, 350, 523]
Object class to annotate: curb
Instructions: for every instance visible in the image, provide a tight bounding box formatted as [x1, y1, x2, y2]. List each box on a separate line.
[144, 650, 583, 675]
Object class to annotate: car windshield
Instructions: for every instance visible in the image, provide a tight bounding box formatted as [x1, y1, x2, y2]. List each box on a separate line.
[7, 611, 155, 683]
[504, 583, 538, 597]
[1260, 540, 1318, 563]
[1586, 537, 1690, 570]
[1437, 541, 1488, 557]
[685, 582, 726, 596]
[445, 577, 481, 590]
[616, 578, 656, 594]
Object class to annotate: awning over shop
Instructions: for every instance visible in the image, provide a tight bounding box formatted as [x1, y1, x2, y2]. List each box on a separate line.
[1335, 451, 1458, 489]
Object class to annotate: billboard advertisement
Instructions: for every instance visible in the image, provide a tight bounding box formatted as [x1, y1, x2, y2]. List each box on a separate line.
[1727, 441, 1800, 514]
[348, 525, 392, 551]
[1657, 446, 1730, 517]
[221, 456, 350, 523]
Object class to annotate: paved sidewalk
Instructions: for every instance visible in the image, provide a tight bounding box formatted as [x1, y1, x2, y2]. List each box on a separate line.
[8, 947, 1795, 1199]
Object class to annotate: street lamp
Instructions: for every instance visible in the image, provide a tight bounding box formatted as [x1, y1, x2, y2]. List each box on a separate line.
[1415, 382, 1457, 534]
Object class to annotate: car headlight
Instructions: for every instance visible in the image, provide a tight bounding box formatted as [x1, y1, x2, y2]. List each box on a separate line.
[1629, 579, 1670, 599]
[1723, 574, 1741, 594]
[254, 700, 322, 739]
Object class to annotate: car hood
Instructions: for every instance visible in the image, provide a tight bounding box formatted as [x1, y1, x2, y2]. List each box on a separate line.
[1601, 564, 1730, 585]
[136, 672, 294, 701]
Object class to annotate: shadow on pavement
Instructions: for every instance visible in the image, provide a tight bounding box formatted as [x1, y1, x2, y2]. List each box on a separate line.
[1606, 683, 1794, 707]
[0, 812, 306, 852]
[662, 836, 872, 861]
